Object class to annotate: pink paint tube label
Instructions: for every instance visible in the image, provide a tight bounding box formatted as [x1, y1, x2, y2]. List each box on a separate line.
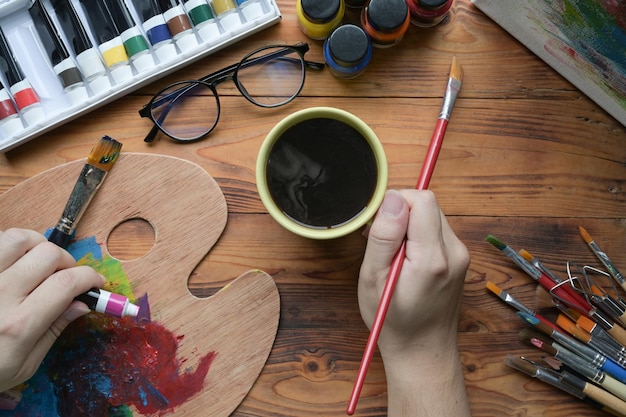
[105, 292, 128, 317]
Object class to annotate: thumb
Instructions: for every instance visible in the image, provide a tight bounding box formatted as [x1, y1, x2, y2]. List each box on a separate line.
[361, 190, 409, 286]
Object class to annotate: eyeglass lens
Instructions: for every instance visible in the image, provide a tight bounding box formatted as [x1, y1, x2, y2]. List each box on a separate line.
[150, 81, 219, 141]
[149, 46, 306, 141]
[236, 46, 305, 107]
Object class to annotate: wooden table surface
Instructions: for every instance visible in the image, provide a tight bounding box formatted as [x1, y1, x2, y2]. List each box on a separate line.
[2, 1, 625, 416]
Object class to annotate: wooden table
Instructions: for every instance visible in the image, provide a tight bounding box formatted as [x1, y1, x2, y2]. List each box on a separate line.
[1, 1, 625, 416]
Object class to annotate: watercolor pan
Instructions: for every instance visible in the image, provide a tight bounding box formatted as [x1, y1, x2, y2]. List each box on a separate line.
[0, 0, 281, 152]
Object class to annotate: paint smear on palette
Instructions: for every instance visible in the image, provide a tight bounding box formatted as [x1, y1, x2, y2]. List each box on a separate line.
[0, 236, 216, 417]
[527, 0, 626, 108]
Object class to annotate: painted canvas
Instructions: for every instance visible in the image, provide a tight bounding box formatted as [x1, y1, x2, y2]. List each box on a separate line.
[472, 0, 626, 127]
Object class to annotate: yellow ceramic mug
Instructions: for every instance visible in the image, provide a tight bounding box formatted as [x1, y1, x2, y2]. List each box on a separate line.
[256, 107, 388, 240]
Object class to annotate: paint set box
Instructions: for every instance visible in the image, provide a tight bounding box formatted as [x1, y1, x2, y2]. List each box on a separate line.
[0, 0, 281, 152]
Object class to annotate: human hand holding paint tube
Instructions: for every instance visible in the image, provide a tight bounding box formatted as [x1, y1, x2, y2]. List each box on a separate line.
[0, 228, 106, 393]
[357, 189, 471, 417]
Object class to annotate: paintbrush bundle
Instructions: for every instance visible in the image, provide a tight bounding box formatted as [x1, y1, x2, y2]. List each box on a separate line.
[486, 229, 626, 416]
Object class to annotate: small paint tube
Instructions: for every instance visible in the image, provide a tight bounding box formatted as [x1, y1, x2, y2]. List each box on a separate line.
[211, 0, 242, 33]
[184, 0, 221, 43]
[79, 0, 133, 84]
[158, 0, 199, 52]
[0, 28, 45, 126]
[29, 0, 88, 106]
[236, 0, 264, 22]
[51, 0, 111, 95]
[107, 0, 155, 73]
[132, 0, 178, 63]
[0, 84, 25, 138]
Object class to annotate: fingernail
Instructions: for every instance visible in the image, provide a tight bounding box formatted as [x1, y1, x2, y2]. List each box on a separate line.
[380, 190, 404, 217]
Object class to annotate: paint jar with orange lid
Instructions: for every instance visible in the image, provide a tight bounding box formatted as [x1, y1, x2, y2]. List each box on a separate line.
[296, 0, 344, 40]
[406, 0, 453, 27]
[361, 0, 410, 48]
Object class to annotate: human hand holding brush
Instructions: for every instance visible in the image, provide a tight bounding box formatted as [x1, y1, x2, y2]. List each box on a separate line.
[348, 56, 463, 414]
[0, 228, 105, 393]
[358, 190, 471, 417]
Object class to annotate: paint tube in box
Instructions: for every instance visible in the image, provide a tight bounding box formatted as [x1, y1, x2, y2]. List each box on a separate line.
[51, 0, 112, 96]
[131, 0, 178, 63]
[182, 0, 220, 44]
[0, 27, 45, 127]
[157, 0, 198, 52]
[236, 0, 265, 22]
[211, 0, 242, 32]
[78, 0, 133, 84]
[0, 81, 24, 138]
[29, 0, 89, 106]
[103, 0, 155, 73]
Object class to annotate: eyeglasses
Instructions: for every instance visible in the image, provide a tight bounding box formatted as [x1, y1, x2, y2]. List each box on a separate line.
[139, 43, 325, 143]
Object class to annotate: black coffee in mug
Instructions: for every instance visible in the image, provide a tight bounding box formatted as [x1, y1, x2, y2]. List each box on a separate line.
[266, 117, 378, 229]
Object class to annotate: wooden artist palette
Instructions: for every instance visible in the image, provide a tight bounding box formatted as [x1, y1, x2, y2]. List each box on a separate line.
[0, 153, 280, 416]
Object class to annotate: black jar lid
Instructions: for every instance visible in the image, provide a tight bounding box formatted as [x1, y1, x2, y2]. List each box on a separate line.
[366, 0, 408, 31]
[328, 25, 370, 66]
[301, 0, 341, 23]
[418, 0, 449, 8]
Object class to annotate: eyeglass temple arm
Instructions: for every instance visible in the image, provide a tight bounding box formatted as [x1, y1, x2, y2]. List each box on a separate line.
[143, 123, 160, 143]
[305, 60, 325, 70]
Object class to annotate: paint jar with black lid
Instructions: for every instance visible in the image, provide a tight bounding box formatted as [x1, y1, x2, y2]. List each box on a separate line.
[361, 0, 410, 48]
[296, 0, 344, 40]
[324, 24, 373, 79]
[407, 0, 453, 27]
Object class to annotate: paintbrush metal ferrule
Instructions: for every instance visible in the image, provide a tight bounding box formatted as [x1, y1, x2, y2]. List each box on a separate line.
[504, 355, 585, 399]
[580, 226, 625, 285]
[52, 164, 107, 235]
[517, 311, 604, 366]
[487, 282, 535, 316]
[485, 235, 541, 279]
[501, 290, 535, 316]
[520, 249, 563, 284]
[439, 57, 463, 120]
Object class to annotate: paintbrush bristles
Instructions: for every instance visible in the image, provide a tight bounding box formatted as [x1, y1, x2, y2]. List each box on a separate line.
[449, 56, 463, 83]
[87, 135, 122, 171]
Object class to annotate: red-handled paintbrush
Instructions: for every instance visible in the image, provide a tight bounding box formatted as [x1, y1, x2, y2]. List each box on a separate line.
[347, 56, 463, 415]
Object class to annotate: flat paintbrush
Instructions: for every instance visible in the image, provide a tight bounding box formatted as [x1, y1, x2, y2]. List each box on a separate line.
[48, 136, 139, 318]
[48, 135, 122, 247]
[347, 57, 463, 415]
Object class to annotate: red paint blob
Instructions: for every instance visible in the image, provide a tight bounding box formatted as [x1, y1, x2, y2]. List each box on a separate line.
[47, 314, 216, 416]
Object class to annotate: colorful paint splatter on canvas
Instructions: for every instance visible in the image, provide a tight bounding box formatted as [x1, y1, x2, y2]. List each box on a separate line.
[472, 0, 626, 127]
[0, 236, 216, 417]
[527, 0, 626, 108]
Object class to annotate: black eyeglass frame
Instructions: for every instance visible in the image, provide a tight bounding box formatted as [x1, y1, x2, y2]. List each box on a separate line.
[139, 42, 325, 143]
